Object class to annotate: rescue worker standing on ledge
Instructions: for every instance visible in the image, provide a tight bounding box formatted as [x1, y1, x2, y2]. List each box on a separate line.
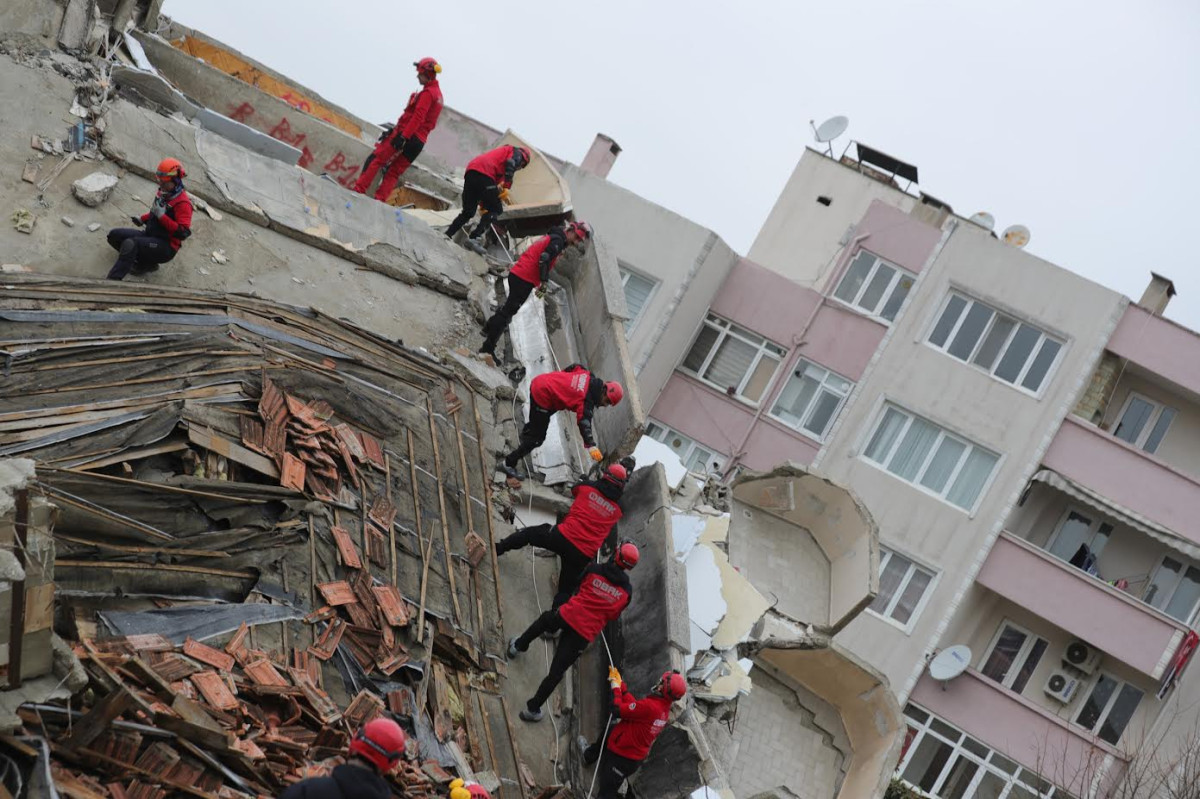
[448, 777, 491, 798]
[508, 543, 639, 722]
[479, 220, 592, 356]
[353, 57, 444, 202]
[495, 462, 627, 607]
[106, 157, 192, 281]
[278, 718, 405, 799]
[581, 670, 687, 799]
[443, 143, 531, 248]
[500, 364, 623, 482]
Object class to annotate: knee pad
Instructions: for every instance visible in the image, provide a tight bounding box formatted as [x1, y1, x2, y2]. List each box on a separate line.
[119, 239, 138, 256]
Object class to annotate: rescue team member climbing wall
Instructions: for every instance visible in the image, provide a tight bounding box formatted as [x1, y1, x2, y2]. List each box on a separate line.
[279, 718, 406, 799]
[478, 220, 593, 356]
[106, 157, 192, 281]
[501, 364, 624, 483]
[581, 670, 687, 799]
[495, 462, 627, 607]
[507, 542, 639, 722]
[354, 57, 444, 202]
[443, 144, 531, 247]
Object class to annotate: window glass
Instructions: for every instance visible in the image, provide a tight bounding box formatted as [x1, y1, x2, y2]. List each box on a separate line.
[1114, 396, 1155, 444]
[1076, 674, 1118, 730]
[1098, 684, 1143, 745]
[773, 369, 820, 427]
[1011, 639, 1047, 694]
[982, 626, 1028, 684]
[871, 553, 908, 615]
[892, 569, 932, 625]
[865, 408, 907, 462]
[834, 252, 875, 303]
[920, 437, 967, 493]
[858, 263, 896, 313]
[948, 302, 992, 360]
[1164, 566, 1200, 623]
[945, 448, 998, 510]
[1049, 511, 1095, 561]
[939, 754, 979, 799]
[888, 417, 940, 481]
[930, 295, 969, 347]
[1022, 338, 1061, 392]
[805, 391, 843, 438]
[1145, 558, 1182, 609]
[881, 273, 915, 321]
[994, 324, 1041, 382]
[903, 735, 953, 792]
[683, 325, 719, 372]
[1144, 406, 1175, 454]
[973, 315, 1016, 370]
[975, 772, 1007, 799]
[742, 352, 781, 402]
[707, 335, 759, 391]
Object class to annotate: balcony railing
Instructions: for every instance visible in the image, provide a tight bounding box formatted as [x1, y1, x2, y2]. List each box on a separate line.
[977, 532, 1188, 679]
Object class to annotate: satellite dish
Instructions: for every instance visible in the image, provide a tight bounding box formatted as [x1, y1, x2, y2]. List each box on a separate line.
[969, 212, 996, 231]
[1002, 224, 1031, 248]
[929, 645, 972, 685]
[814, 116, 850, 143]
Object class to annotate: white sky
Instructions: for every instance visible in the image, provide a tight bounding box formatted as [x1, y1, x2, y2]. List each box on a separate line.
[163, 0, 1200, 330]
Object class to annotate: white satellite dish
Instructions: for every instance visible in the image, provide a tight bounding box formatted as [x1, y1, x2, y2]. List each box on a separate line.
[811, 116, 849, 156]
[1002, 224, 1031, 248]
[929, 645, 972, 687]
[968, 212, 996, 231]
[814, 116, 850, 143]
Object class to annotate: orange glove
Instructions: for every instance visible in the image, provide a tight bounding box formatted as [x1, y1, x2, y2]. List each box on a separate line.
[588, 447, 603, 462]
[498, 187, 511, 205]
[608, 666, 622, 689]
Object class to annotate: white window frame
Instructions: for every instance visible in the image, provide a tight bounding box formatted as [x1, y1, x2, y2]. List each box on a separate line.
[926, 291, 1064, 396]
[618, 264, 658, 336]
[866, 547, 937, 633]
[644, 420, 726, 476]
[979, 620, 1049, 692]
[1073, 672, 1144, 746]
[830, 250, 916, 324]
[860, 403, 1001, 513]
[767, 359, 853, 442]
[898, 704, 1073, 798]
[679, 314, 785, 405]
[1142, 554, 1200, 624]
[1112, 392, 1175, 454]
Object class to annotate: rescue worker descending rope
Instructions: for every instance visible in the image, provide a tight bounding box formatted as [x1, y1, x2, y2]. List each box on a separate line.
[106, 157, 193, 281]
[443, 144, 531, 249]
[479, 220, 593, 357]
[353, 57, 444, 202]
[501, 364, 624, 482]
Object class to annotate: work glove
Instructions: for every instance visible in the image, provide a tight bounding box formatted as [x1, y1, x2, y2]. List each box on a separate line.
[150, 199, 166, 219]
[498, 187, 511, 205]
[588, 447, 603, 463]
[535, 286, 547, 300]
[130, 215, 145, 227]
[391, 133, 408, 152]
[608, 666, 623, 689]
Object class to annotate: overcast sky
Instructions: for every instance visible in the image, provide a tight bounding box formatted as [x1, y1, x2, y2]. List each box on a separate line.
[163, 0, 1200, 330]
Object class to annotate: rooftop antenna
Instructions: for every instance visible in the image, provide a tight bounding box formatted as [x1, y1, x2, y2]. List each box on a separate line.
[1002, 224, 1031, 248]
[811, 115, 849, 157]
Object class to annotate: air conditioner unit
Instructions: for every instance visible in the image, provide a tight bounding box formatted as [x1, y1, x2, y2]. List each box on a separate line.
[1044, 671, 1080, 704]
[1063, 640, 1103, 675]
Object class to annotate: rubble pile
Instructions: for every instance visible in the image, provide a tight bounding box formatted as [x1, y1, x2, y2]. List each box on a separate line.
[0, 275, 543, 798]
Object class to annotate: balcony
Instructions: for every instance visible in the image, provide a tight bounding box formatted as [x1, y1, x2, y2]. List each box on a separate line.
[977, 532, 1188, 678]
[1042, 416, 1200, 551]
[910, 668, 1129, 797]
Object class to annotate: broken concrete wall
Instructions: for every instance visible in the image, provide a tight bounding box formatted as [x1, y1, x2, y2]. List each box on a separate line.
[554, 233, 644, 458]
[0, 459, 56, 685]
[0, 0, 64, 41]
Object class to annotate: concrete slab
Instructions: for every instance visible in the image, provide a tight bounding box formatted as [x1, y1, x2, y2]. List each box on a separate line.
[112, 65, 200, 117]
[194, 108, 304, 166]
[57, 0, 91, 51]
[445, 350, 514, 397]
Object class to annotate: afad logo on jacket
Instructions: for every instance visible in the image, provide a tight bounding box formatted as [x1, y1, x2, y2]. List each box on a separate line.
[588, 575, 624, 600]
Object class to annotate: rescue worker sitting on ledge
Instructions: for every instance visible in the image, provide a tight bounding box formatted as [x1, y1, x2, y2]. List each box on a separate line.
[106, 157, 193, 281]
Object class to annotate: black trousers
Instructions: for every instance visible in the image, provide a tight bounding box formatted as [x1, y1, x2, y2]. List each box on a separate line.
[105, 228, 176, 280]
[514, 611, 589, 712]
[480, 274, 536, 354]
[495, 523, 589, 608]
[444, 170, 503, 240]
[583, 743, 641, 798]
[504, 399, 553, 468]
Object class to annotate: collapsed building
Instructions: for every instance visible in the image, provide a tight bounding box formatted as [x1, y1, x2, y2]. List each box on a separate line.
[0, 2, 907, 797]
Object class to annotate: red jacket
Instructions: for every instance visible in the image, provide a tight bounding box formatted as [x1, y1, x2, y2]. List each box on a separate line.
[558, 562, 631, 642]
[397, 80, 443, 142]
[510, 229, 568, 288]
[529, 365, 604, 447]
[467, 145, 521, 187]
[606, 684, 672, 762]
[140, 188, 193, 251]
[558, 484, 622, 558]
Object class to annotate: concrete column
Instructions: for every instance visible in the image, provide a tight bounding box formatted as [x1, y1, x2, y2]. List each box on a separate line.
[580, 133, 621, 179]
[1139, 272, 1176, 316]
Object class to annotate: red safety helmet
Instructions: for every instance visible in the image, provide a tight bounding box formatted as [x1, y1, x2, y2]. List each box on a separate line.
[614, 541, 639, 570]
[605, 381, 624, 406]
[658, 670, 687, 701]
[414, 57, 442, 75]
[515, 146, 532, 165]
[155, 157, 186, 180]
[602, 463, 628, 486]
[348, 718, 407, 773]
[569, 221, 593, 240]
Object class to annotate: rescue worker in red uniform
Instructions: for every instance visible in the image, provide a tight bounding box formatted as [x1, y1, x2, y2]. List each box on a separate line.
[495, 462, 627, 607]
[443, 144, 531, 246]
[479, 220, 593, 356]
[354, 57, 444, 202]
[279, 718, 406, 799]
[501, 364, 624, 481]
[508, 543, 639, 722]
[106, 157, 193, 280]
[448, 777, 491, 799]
[581, 670, 687, 799]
